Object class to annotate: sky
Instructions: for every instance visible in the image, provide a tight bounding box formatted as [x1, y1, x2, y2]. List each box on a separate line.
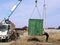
[0, 0, 60, 28]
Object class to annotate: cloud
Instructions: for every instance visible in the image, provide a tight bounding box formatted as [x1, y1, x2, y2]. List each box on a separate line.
[46, 0, 60, 13]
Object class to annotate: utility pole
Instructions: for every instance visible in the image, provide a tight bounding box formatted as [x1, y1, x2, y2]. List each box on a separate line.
[43, 0, 46, 31]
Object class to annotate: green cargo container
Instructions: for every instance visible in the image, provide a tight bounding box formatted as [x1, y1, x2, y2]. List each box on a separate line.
[28, 19, 43, 36]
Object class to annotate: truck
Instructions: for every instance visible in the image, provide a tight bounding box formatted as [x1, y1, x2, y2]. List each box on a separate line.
[0, 24, 12, 41]
[0, 0, 22, 41]
[0, 19, 16, 41]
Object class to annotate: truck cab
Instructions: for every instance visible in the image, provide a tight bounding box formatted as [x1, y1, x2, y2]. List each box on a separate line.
[0, 24, 12, 41]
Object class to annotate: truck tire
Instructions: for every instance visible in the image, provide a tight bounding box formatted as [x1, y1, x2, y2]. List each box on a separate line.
[5, 36, 11, 42]
[5, 37, 9, 42]
[10, 34, 17, 40]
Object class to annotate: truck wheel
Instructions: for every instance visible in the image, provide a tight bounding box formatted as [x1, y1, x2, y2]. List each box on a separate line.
[2, 39, 5, 42]
[5, 37, 8, 42]
[11, 34, 17, 40]
[5, 37, 11, 42]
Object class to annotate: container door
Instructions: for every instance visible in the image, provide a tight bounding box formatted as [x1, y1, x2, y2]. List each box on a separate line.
[28, 19, 43, 36]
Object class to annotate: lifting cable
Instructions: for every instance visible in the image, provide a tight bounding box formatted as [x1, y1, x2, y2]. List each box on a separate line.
[30, 0, 40, 19]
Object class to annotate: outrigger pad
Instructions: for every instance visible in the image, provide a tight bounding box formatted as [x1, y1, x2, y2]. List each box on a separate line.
[28, 19, 43, 36]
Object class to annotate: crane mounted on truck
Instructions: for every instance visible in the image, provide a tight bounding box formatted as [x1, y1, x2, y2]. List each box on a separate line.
[0, 0, 22, 41]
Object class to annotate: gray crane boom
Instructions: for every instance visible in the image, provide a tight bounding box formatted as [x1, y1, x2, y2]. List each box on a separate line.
[7, 0, 22, 19]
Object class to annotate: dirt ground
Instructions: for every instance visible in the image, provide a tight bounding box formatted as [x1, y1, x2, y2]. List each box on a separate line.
[10, 31, 60, 45]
